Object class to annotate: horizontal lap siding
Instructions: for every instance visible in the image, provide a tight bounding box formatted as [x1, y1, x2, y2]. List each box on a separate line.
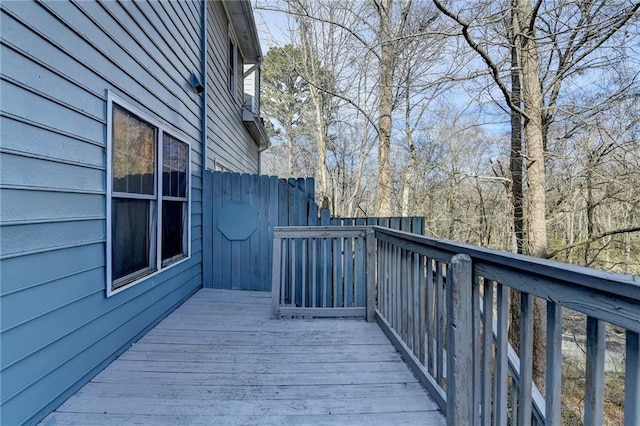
[0, 1, 204, 424]
[206, 1, 259, 174]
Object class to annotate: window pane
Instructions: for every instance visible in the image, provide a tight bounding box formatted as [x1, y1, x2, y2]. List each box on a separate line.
[112, 198, 152, 282]
[237, 54, 243, 97]
[112, 106, 156, 195]
[162, 200, 186, 262]
[162, 134, 188, 198]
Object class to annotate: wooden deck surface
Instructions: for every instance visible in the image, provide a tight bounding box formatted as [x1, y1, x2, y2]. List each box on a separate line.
[41, 289, 446, 425]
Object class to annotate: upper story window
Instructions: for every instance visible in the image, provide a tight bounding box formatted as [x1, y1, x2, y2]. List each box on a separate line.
[228, 38, 236, 93]
[228, 27, 243, 100]
[106, 93, 190, 296]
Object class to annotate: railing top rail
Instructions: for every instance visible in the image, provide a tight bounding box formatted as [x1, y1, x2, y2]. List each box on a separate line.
[372, 226, 640, 302]
[273, 226, 371, 238]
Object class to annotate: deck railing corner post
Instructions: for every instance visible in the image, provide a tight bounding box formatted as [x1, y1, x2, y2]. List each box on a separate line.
[365, 227, 377, 322]
[271, 231, 282, 319]
[625, 330, 640, 424]
[446, 253, 474, 424]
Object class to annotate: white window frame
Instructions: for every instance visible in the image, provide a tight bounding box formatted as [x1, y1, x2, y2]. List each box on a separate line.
[106, 92, 191, 297]
[228, 25, 241, 99]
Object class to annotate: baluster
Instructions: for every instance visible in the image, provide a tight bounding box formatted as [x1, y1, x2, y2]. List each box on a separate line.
[624, 331, 639, 424]
[584, 316, 605, 426]
[345, 235, 354, 308]
[403, 248, 409, 346]
[518, 292, 534, 426]
[399, 247, 405, 341]
[311, 237, 317, 308]
[395, 244, 401, 333]
[387, 243, 396, 326]
[546, 301, 562, 425]
[332, 237, 338, 308]
[388, 242, 392, 315]
[413, 252, 420, 357]
[303, 238, 308, 308]
[473, 275, 481, 423]
[426, 257, 434, 373]
[494, 283, 509, 426]
[283, 239, 288, 306]
[380, 241, 387, 317]
[385, 241, 390, 318]
[291, 238, 296, 307]
[419, 254, 427, 365]
[406, 249, 412, 348]
[481, 279, 494, 426]
[398, 245, 402, 333]
[511, 374, 519, 425]
[436, 260, 444, 385]
[322, 237, 327, 308]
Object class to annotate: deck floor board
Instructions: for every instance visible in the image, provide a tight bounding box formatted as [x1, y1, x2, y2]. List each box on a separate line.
[41, 289, 446, 425]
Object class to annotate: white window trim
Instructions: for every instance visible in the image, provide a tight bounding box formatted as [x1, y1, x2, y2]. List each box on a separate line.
[228, 24, 240, 97]
[106, 91, 192, 297]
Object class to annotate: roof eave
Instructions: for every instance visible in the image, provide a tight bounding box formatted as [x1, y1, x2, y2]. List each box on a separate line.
[224, 0, 262, 63]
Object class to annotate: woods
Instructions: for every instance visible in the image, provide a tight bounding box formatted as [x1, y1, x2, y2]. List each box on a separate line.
[254, 2, 640, 422]
[256, 0, 640, 276]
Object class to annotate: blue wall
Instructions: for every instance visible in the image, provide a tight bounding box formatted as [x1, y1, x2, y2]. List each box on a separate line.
[0, 1, 207, 423]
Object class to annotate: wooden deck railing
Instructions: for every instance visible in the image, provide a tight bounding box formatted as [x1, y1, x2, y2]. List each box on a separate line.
[271, 226, 376, 321]
[272, 225, 640, 425]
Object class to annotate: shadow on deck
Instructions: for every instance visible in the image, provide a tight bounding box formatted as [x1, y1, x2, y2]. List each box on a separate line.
[41, 289, 446, 426]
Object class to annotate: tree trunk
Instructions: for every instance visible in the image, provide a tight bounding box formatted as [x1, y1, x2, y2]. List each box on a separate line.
[310, 84, 330, 201]
[510, 18, 524, 256]
[585, 163, 594, 265]
[509, 1, 524, 359]
[514, 0, 547, 391]
[299, 20, 330, 202]
[377, 0, 394, 216]
[401, 81, 417, 217]
[515, 0, 547, 259]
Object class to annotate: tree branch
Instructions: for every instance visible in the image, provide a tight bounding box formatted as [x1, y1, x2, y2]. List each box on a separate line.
[258, 3, 382, 62]
[546, 226, 640, 259]
[431, 0, 529, 119]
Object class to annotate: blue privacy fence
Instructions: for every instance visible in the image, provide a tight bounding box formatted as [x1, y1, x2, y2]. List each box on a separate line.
[202, 170, 423, 292]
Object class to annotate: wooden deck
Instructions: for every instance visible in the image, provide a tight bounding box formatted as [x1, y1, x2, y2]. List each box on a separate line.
[41, 289, 445, 425]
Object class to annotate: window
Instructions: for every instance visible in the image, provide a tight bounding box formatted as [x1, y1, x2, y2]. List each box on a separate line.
[228, 27, 242, 99]
[161, 133, 188, 266]
[106, 94, 190, 295]
[237, 54, 244, 98]
[228, 37, 237, 94]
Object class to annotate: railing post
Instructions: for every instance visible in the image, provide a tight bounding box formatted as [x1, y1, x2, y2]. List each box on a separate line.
[271, 231, 282, 319]
[446, 254, 474, 424]
[365, 228, 376, 322]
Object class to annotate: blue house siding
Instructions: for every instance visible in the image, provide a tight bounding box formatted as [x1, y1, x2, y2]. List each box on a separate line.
[0, 1, 209, 424]
[206, 1, 261, 173]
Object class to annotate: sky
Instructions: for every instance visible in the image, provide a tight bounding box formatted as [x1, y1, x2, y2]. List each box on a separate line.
[253, 7, 292, 54]
[251, 3, 525, 138]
